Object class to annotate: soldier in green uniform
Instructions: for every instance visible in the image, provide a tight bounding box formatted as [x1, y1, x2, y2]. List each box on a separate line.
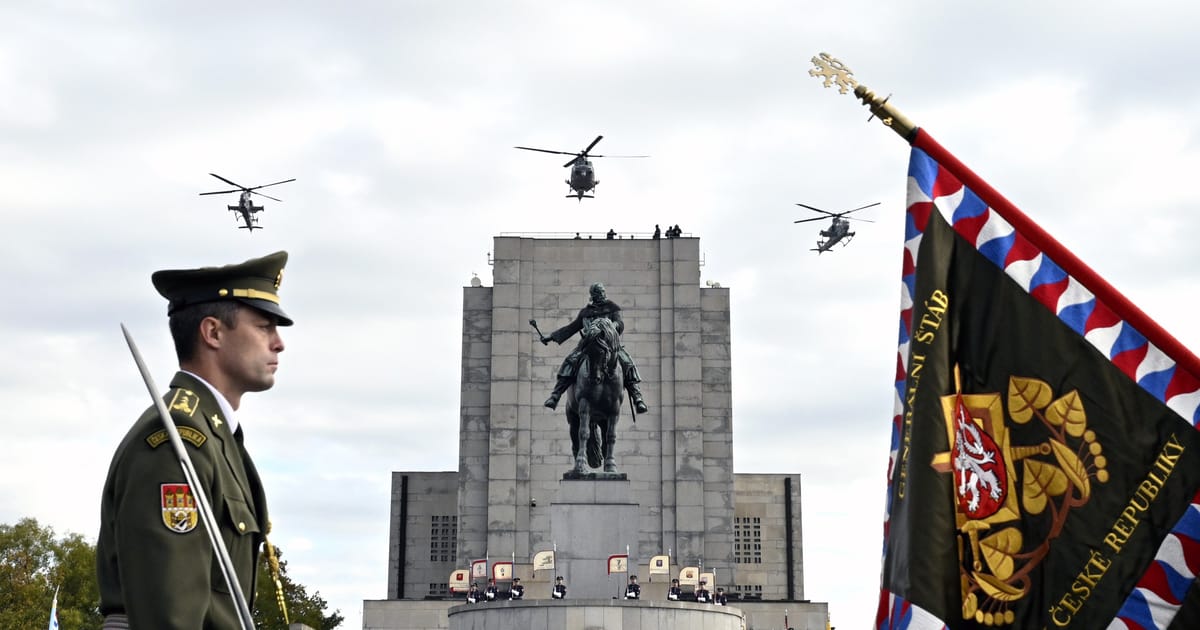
[96, 251, 293, 629]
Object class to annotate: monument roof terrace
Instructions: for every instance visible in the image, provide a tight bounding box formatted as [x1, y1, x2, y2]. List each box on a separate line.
[497, 231, 692, 240]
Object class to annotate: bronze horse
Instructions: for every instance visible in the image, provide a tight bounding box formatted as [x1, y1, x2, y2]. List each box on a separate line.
[563, 317, 625, 474]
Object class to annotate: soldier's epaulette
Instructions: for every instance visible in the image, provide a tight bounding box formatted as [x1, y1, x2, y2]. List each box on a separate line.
[146, 426, 207, 449]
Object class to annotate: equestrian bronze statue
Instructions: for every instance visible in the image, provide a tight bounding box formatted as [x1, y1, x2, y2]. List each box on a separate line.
[539, 283, 648, 414]
[565, 317, 625, 474]
[534, 282, 649, 475]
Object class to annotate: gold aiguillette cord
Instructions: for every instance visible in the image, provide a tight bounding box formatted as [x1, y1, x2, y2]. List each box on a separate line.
[265, 525, 289, 624]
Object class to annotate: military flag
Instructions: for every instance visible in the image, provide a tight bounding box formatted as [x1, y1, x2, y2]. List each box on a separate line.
[47, 586, 59, 630]
[448, 569, 469, 593]
[679, 566, 699, 587]
[492, 561, 512, 582]
[878, 128, 1200, 629]
[471, 558, 487, 580]
[648, 554, 670, 580]
[532, 549, 555, 577]
[608, 554, 629, 575]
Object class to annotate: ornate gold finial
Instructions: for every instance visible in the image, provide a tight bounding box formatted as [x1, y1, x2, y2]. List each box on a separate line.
[809, 52, 917, 140]
[808, 52, 858, 94]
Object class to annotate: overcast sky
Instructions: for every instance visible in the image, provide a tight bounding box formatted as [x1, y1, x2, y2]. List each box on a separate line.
[4, 2, 1200, 628]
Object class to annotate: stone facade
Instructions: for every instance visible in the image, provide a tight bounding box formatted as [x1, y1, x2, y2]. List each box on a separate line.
[388, 472, 459, 599]
[731, 474, 805, 601]
[378, 236, 824, 628]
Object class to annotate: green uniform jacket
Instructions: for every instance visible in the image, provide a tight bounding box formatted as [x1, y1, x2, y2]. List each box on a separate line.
[97, 372, 269, 629]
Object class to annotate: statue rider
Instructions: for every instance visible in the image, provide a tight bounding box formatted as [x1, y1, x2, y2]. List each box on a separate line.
[540, 282, 649, 414]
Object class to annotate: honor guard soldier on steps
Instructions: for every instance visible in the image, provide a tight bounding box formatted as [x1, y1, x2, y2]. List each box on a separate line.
[97, 251, 292, 629]
[509, 577, 525, 600]
[552, 576, 567, 599]
[625, 575, 642, 600]
[540, 282, 648, 414]
[667, 578, 682, 601]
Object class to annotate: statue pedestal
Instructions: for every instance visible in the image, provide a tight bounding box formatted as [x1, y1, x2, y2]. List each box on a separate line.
[550, 479, 639, 599]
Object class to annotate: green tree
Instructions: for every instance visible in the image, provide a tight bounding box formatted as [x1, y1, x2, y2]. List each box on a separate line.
[2, 518, 342, 630]
[0, 518, 102, 630]
[253, 546, 343, 630]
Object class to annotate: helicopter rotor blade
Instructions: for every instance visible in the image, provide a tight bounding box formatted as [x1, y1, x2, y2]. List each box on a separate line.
[794, 203, 838, 217]
[514, 146, 577, 156]
[840, 202, 882, 215]
[562, 155, 583, 168]
[249, 191, 283, 202]
[247, 178, 296, 191]
[208, 173, 246, 190]
[588, 154, 650, 159]
[844, 216, 876, 223]
[199, 188, 241, 196]
[582, 135, 603, 155]
[793, 216, 831, 224]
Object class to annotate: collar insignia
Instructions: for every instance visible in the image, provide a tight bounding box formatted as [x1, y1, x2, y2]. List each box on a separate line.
[169, 389, 199, 417]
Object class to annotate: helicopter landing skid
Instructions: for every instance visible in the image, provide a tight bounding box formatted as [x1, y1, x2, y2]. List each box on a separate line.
[568, 194, 595, 199]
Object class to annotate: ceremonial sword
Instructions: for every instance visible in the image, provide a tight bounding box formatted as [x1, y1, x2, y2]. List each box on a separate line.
[120, 324, 254, 630]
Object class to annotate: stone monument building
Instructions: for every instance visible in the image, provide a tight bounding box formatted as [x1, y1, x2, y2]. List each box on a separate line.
[364, 235, 827, 630]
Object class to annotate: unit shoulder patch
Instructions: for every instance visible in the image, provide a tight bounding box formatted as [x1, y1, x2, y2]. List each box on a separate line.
[145, 426, 207, 449]
[161, 483, 198, 533]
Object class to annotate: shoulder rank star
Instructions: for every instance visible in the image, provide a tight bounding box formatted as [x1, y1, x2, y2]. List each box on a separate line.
[210, 413, 223, 429]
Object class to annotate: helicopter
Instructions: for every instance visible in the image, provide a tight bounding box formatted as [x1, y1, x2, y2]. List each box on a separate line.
[793, 202, 879, 254]
[198, 173, 296, 231]
[514, 135, 647, 201]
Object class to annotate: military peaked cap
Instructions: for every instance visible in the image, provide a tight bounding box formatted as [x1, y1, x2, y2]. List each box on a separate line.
[152, 251, 293, 325]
